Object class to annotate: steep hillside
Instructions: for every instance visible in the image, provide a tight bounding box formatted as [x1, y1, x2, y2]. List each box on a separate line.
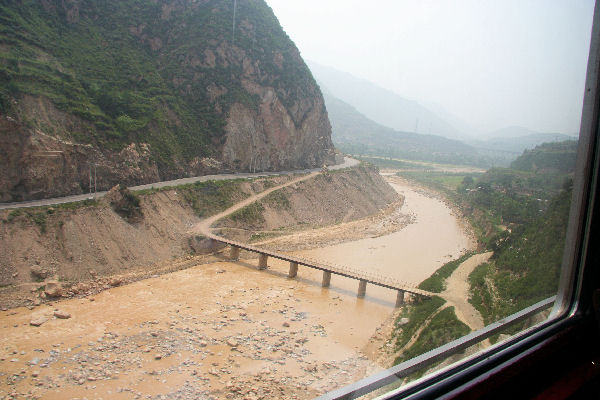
[0, 166, 397, 307]
[323, 91, 492, 167]
[0, 0, 335, 202]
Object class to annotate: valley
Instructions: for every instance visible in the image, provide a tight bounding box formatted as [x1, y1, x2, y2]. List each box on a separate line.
[0, 166, 482, 399]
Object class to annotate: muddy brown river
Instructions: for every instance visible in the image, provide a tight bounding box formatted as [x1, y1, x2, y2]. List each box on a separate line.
[0, 177, 475, 399]
[293, 178, 475, 306]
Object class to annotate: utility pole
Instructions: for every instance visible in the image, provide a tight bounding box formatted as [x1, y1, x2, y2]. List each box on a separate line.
[94, 163, 97, 197]
[89, 163, 92, 196]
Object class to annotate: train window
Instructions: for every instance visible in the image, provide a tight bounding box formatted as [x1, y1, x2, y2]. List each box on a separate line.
[1, 1, 597, 399]
[289, 1, 598, 398]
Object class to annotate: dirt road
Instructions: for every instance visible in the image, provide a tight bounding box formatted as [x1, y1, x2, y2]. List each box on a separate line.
[441, 252, 493, 331]
[190, 172, 319, 236]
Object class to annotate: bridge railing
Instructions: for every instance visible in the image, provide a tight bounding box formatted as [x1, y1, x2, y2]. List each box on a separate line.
[206, 233, 432, 298]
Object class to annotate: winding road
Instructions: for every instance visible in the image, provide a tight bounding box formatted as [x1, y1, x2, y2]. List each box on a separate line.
[0, 157, 359, 210]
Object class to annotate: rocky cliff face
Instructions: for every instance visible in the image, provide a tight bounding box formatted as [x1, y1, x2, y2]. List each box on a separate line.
[0, 0, 335, 201]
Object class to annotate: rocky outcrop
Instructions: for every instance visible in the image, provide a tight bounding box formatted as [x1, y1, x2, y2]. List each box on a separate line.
[223, 96, 334, 171]
[0, 1, 336, 202]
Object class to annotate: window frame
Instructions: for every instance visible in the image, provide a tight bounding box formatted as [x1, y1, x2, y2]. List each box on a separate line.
[317, 1, 600, 398]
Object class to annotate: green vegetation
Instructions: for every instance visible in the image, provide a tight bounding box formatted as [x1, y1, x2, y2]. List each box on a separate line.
[2, 199, 98, 227]
[401, 170, 482, 193]
[387, 140, 576, 369]
[27, 210, 47, 233]
[395, 307, 470, 365]
[355, 156, 419, 170]
[393, 296, 446, 351]
[262, 189, 291, 210]
[510, 140, 577, 173]
[418, 252, 474, 293]
[416, 141, 576, 325]
[110, 184, 143, 222]
[175, 179, 248, 218]
[0, 0, 318, 167]
[229, 202, 265, 226]
[469, 186, 571, 325]
[324, 92, 496, 167]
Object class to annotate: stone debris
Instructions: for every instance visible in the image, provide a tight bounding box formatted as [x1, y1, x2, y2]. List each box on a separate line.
[30, 265, 49, 279]
[30, 315, 49, 326]
[53, 310, 71, 319]
[44, 281, 63, 298]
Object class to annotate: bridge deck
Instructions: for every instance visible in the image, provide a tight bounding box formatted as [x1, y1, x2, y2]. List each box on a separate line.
[206, 234, 433, 298]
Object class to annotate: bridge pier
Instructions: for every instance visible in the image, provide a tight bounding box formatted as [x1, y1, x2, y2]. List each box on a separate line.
[395, 290, 405, 307]
[230, 246, 240, 261]
[258, 254, 268, 270]
[357, 280, 367, 297]
[289, 262, 298, 278]
[322, 271, 331, 287]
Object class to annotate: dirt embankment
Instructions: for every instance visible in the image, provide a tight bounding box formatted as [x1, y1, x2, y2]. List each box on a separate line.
[0, 166, 398, 309]
[215, 165, 400, 242]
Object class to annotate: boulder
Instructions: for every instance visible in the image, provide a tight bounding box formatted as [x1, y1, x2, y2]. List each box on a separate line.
[44, 281, 63, 297]
[30, 266, 49, 280]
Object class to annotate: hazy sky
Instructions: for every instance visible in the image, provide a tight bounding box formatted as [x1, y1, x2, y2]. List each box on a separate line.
[265, 0, 595, 136]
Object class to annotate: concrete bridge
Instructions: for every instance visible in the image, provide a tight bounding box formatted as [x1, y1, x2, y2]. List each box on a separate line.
[188, 163, 434, 305]
[205, 233, 434, 306]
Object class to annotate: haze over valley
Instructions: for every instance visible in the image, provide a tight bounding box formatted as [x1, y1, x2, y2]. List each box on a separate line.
[0, 1, 592, 399]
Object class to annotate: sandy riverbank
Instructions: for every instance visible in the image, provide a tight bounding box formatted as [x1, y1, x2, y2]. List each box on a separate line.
[0, 175, 477, 399]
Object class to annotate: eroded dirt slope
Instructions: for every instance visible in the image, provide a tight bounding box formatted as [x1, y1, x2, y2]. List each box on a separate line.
[0, 166, 398, 309]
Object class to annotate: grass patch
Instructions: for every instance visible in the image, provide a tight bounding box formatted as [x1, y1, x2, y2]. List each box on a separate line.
[397, 170, 481, 192]
[229, 202, 265, 226]
[262, 189, 291, 210]
[394, 306, 470, 366]
[249, 231, 284, 242]
[176, 179, 248, 218]
[356, 156, 425, 170]
[393, 296, 446, 350]
[418, 252, 474, 293]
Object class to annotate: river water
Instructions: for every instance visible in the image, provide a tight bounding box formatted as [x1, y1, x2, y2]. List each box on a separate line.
[291, 177, 475, 306]
[0, 176, 476, 399]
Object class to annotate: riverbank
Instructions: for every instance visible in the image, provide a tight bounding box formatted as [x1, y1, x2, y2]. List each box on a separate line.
[0, 174, 477, 399]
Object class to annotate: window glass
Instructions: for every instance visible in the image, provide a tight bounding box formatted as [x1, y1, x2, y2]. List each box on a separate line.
[0, 1, 595, 400]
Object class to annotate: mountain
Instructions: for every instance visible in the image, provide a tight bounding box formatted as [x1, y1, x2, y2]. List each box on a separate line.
[0, 0, 335, 202]
[510, 140, 578, 174]
[323, 91, 490, 166]
[469, 126, 577, 164]
[309, 62, 470, 142]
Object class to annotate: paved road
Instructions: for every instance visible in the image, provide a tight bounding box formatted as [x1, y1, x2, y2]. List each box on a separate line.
[0, 157, 359, 210]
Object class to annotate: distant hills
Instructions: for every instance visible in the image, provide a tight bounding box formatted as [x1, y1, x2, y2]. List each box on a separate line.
[322, 91, 491, 167]
[312, 62, 578, 167]
[309, 62, 471, 142]
[510, 140, 578, 174]
[469, 126, 576, 164]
